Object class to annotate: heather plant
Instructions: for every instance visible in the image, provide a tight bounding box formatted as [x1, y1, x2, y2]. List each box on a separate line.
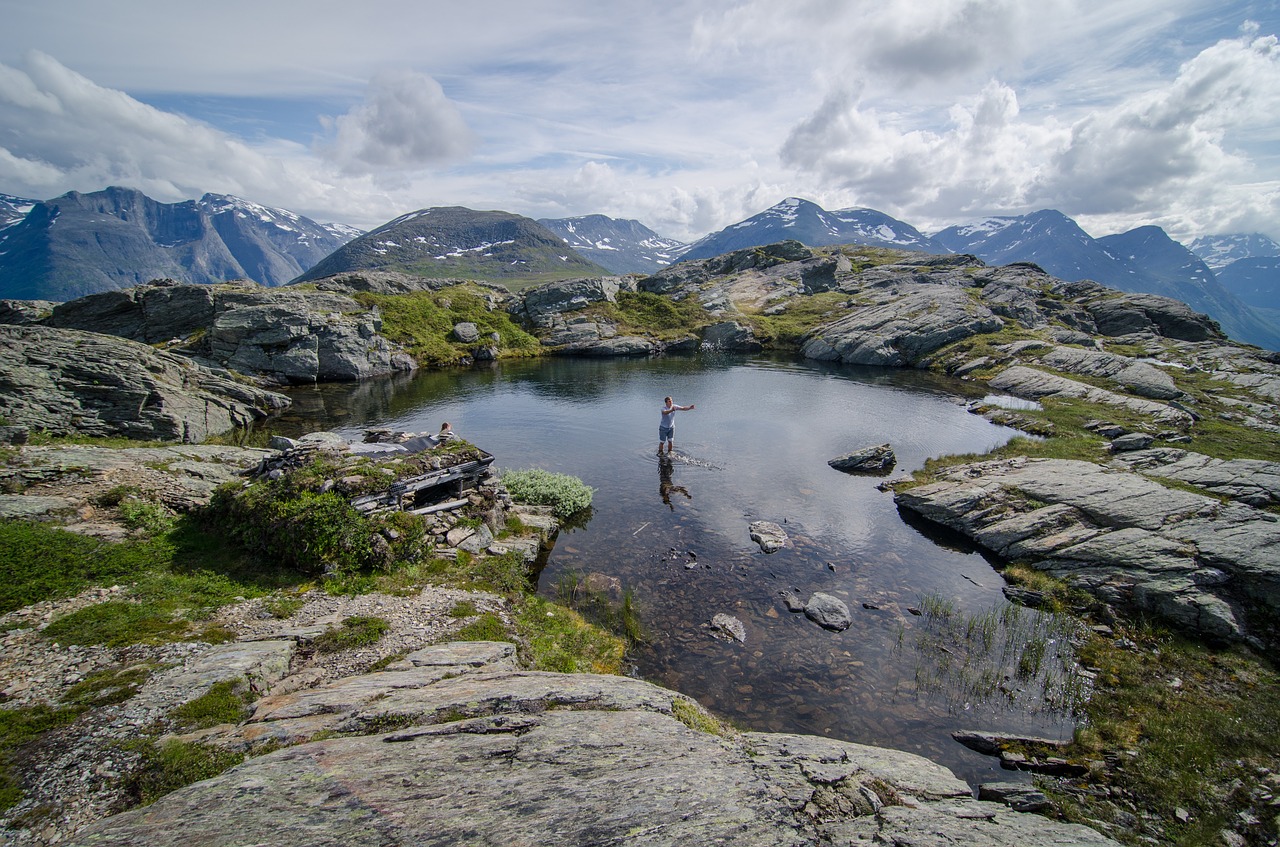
[500, 469, 594, 518]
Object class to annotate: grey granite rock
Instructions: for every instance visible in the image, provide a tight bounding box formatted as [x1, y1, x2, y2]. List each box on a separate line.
[45, 281, 415, 384]
[895, 458, 1280, 642]
[804, 592, 852, 631]
[1114, 448, 1280, 507]
[0, 325, 289, 442]
[749, 520, 790, 553]
[829, 443, 896, 473]
[801, 286, 1004, 367]
[68, 644, 1120, 847]
[989, 366, 1192, 426]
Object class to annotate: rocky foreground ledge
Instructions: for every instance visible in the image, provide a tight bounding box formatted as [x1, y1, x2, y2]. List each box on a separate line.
[66, 640, 1118, 847]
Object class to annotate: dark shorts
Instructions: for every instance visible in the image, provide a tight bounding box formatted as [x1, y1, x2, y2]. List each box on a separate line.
[659, 424, 674, 442]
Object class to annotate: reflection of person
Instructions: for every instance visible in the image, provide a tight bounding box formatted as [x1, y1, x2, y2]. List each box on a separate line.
[658, 396, 695, 455]
[659, 455, 691, 510]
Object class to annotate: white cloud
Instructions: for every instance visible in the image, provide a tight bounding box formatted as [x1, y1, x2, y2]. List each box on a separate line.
[780, 30, 1280, 237]
[318, 70, 474, 174]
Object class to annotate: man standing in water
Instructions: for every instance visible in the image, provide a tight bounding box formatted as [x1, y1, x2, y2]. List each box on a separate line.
[658, 396, 695, 456]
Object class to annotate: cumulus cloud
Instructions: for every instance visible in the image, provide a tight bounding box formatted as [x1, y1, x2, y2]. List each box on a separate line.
[780, 30, 1280, 235]
[318, 70, 474, 174]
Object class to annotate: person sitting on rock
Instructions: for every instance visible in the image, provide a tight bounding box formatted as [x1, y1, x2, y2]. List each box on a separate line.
[438, 422, 456, 443]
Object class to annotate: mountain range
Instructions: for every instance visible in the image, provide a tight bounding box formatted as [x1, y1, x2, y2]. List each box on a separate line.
[3, 186, 1280, 349]
[0, 187, 359, 301]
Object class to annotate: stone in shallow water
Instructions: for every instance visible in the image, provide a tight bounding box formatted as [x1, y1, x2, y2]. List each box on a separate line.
[749, 520, 790, 553]
[804, 593, 852, 631]
[828, 444, 896, 474]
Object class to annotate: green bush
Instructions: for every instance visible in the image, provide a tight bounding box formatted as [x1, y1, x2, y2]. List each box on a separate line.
[500, 469, 594, 518]
[211, 483, 374, 577]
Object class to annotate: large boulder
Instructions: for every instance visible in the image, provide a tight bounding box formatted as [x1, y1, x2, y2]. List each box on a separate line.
[1085, 294, 1222, 342]
[0, 325, 289, 442]
[66, 642, 1120, 847]
[829, 444, 896, 474]
[700, 320, 762, 352]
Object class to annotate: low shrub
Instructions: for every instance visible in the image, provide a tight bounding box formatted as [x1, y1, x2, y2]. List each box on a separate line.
[500, 469, 594, 518]
[210, 483, 375, 578]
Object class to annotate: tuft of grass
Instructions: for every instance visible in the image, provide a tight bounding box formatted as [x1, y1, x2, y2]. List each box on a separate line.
[120, 738, 245, 808]
[64, 664, 157, 708]
[169, 680, 254, 731]
[671, 697, 730, 736]
[514, 596, 625, 675]
[449, 600, 478, 618]
[311, 615, 390, 653]
[455, 612, 510, 642]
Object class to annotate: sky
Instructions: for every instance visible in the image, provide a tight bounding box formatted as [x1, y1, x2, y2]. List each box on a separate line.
[2, 0, 1279, 244]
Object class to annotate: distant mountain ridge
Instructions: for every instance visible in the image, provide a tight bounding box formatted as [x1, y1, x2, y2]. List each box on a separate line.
[680, 197, 946, 262]
[0, 187, 360, 301]
[536, 215, 686, 274]
[1217, 258, 1280, 312]
[294, 206, 609, 286]
[935, 211, 1280, 350]
[1189, 233, 1280, 269]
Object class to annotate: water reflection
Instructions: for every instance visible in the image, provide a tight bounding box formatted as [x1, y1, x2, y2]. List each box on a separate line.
[277, 353, 1077, 785]
[658, 457, 692, 511]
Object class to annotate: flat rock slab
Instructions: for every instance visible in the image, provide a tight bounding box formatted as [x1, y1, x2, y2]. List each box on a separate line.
[70, 653, 1120, 847]
[895, 458, 1280, 642]
[1114, 447, 1280, 507]
[989, 366, 1192, 426]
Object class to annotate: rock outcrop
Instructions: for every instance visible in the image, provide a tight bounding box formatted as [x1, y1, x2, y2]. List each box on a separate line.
[67, 641, 1120, 847]
[42, 280, 416, 384]
[0, 325, 289, 442]
[895, 457, 1280, 644]
[801, 287, 1005, 367]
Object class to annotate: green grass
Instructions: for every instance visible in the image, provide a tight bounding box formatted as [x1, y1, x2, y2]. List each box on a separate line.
[455, 611, 509, 642]
[671, 697, 731, 736]
[12, 514, 301, 646]
[312, 615, 390, 653]
[169, 680, 255, 731]
[0, 704, 84, 810]
[1056, 630, 1280, 845]
[120, 738, 245, 808]
[744, 291, 851, 348]
[353, 286, 541, 366]
[63, 665, 158, 708]
[514, 595, 626, 675]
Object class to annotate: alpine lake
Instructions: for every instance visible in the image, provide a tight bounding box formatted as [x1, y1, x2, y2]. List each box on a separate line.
[272, 352, 1086, 785]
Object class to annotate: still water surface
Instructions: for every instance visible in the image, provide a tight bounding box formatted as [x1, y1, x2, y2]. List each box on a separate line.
[277, 353, 1078, 784]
